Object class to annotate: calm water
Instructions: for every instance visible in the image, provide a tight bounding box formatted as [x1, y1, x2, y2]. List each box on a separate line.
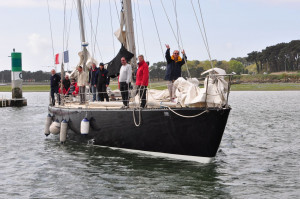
[0, 91, 299, 198]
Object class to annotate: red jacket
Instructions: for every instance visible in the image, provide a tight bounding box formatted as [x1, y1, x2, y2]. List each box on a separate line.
[136, 60, 149, 86]
[66, 82, 79, 96]
[59, 87, 67, 95]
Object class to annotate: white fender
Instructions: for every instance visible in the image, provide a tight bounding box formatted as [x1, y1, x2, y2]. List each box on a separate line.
[49, 120, 60, 135]
[60, 119, 68, 143]
[80, 118, 90, 135]
[44, 114, 52, 136]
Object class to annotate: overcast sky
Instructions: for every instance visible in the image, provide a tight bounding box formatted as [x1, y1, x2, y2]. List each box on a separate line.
[0, 0, 299, 72]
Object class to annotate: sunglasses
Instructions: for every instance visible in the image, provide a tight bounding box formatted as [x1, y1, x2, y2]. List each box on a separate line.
[173, 53, 179, 55]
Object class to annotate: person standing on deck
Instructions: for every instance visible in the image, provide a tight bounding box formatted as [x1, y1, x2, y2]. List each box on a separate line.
[95, 63, 110, 102]
[71, 66, 87, 104]
[89, 63, 98, 101]
[164, 44, 187, 102]
[50, 69, 61, 106]
[136, 55, 149, 108]
[119, 57, 132, 107]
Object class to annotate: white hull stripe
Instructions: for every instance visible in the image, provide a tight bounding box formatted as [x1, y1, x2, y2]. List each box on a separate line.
[96, 145, 214, 164]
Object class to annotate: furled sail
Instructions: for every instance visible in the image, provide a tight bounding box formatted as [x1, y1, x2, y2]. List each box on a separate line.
[172, 68, 229, 107]
[70, 50, 98, 78]
[107, 45, 134, 78]
[114, 11, 127, 46]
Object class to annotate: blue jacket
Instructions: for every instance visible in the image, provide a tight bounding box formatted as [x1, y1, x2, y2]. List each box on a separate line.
[50, 73, 61, 88]
[164, 49, 187, 81]
[89, 68, 99, 85]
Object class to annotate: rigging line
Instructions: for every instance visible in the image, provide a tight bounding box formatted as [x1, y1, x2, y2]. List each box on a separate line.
[197, 0, 213, 68]
[109, 0, 116, 56]
[132, 1, 140, 56]
[93, 0, 101, 59]
[172, 0, 181, 51]
[66, 1, 74, 51]
[190, 0, 213, 68]
[148, 0, 165, 62]
[172, 0, 184, 53]
[89, 0, 94, 58]
[83, 1, 104, 61]
[160, 0, 179, 45]
[114, 0, 120, 23]
[190, 0, 208, 51]
[136, 0, 147, 60]
[46, 0, 55, 69]
[172, 0, 191, 78]
[66, 0, 75, 71]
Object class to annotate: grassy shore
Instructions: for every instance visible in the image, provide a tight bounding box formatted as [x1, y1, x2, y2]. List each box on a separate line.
[0, 83, 300, 92]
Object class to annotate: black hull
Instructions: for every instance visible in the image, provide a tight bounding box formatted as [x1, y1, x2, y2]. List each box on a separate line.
[49, 106, 230, 159]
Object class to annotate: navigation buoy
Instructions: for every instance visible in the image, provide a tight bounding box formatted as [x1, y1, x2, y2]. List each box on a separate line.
[49, 119, 60, 135]
[60, 119, 68, 144]
[80, 118, 90, 135]
[44, 114, 52, 136]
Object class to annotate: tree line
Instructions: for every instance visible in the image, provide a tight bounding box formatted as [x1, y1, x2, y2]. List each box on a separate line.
[0, 70, 51, 83]
[246, 40, 300, 73]
[150, 40, 300, 79]
[149, 59, 245, 81]
[1, 40, 299, 83]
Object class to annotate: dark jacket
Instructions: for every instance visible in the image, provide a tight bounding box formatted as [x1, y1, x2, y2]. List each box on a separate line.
[164, 49, 187, 81]
[136, 60, 149, 86]
[89, 67, 99, 85]
[95, 68, 110, 87]
[63, 78, 70, 91]
[50, 74, 61, 88]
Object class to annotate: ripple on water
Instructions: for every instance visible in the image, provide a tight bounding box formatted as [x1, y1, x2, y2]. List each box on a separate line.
[0, 91, 299, 198]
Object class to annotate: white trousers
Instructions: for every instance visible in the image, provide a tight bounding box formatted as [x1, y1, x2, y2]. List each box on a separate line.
[167, 81, 176, 100]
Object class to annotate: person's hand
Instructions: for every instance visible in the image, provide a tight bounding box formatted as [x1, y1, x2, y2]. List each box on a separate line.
[89, 83, 91, 86]
[181, 49, 185, 55]
[94, 84, 96, 87]
[165, 44, 170, 49]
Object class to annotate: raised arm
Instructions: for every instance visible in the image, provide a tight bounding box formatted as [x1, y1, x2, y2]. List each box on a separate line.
[165, 44, 172, 63]
[179, 49, 187, 66]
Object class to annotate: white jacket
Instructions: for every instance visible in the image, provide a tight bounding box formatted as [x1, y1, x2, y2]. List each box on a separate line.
[71, 70, 87, 86]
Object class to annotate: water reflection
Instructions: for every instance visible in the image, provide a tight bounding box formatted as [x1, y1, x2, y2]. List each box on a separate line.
[42, 137, 231, 198]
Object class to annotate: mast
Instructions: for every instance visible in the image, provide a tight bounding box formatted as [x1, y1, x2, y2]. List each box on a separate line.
[123, 0, 137, 68]
[77, 0, 88, 72]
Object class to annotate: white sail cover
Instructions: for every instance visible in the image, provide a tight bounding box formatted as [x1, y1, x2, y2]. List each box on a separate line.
[143, 68, 229, 108]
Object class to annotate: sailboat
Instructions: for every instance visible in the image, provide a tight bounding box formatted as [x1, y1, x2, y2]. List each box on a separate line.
[47, 0, 232, 163]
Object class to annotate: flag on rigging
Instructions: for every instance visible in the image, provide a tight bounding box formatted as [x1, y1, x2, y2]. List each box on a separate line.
[55, 53, 59, 64]
[63, 51, 69, 63]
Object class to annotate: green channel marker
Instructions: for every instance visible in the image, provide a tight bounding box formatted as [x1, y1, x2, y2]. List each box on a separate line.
[11, 51, 23, 99]
[11, 52, 22, 72]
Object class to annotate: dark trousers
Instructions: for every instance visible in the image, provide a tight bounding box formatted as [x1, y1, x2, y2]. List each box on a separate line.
[51, 86, 59, 106]
[120, 82, 129, 106]
[79, 86, 86, 103]
[137, 86, 147, 108]
[97, 84, 109, 102]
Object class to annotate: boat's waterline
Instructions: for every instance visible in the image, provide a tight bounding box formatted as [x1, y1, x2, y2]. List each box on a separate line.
[96, 145, 213, 163]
